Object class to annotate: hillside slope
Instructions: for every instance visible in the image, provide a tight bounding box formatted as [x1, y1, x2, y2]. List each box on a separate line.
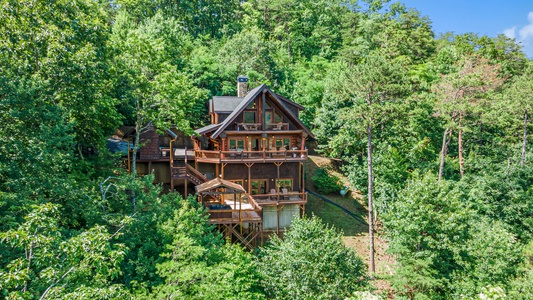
[305, 155, 395, 295]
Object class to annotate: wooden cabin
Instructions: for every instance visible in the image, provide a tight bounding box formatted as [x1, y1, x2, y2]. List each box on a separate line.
[125, 76, 314, 246]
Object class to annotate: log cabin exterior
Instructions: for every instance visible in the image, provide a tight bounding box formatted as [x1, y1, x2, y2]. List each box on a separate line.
[125, 76, 313, 247]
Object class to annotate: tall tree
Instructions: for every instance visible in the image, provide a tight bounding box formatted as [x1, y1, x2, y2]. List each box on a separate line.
[115, 0, 243, 38]
[246, 0, 348, 61]
[146, 199, 265, 299]
[501, 62, 533, 165]
[0, 0, 121, 150]
[323, 54, 409, 274]
[109, 12, 207, 178]
[434, 55, 505, 180]
[384, 173, 521, 298]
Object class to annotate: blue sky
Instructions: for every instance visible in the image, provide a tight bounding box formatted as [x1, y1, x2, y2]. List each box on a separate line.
[399, 0, 533, 58]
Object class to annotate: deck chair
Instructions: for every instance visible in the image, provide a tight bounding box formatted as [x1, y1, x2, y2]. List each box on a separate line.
[270, 189, 277, 201]
[281, 188, 289, 200]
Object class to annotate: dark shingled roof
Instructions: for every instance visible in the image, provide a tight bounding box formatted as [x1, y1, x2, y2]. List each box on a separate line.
[212, 96, 244, 112]
[211, 85, 265, 138]
[210, 84, 314, 139]
[194, 123, 221, 135]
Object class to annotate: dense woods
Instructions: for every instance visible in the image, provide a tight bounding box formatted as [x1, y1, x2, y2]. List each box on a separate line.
[1, 0, 533, 299]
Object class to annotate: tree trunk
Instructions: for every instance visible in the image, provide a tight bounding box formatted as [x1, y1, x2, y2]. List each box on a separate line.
[130, 118, 141, 214]
[458, 115, 464, 178]
[521, 109, 528, 166]
[367, 124, 375, 275]
[438, 128, 451, 182]
[132, 123, 139, 179]
[286, 26, 291, 62]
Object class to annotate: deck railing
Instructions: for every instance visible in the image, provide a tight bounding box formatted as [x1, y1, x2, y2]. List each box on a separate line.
[251, 191, 307, 204]
[207, 195, 263, 223]
[235, 122, 289, 131]
[195, 149, 307, 163]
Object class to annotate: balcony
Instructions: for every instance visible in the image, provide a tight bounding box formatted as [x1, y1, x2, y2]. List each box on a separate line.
[251, 191, 307, 205]
[206, 194, 263, 224]
[235, 122, 289, 131]
[194, 149, 308, 164]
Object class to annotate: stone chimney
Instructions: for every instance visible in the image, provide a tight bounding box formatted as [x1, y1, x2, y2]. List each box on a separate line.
[237, 75, 248, 97]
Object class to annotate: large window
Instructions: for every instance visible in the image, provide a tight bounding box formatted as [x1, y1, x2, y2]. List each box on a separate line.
[243, 111, 255, 123]
[265, 111, 272, 124]
[229, 139, 245, 151]
[230, 179, 244, 186]
[265, 109, 283, 124]
[274, 111, 282, 123]
[276, 179, 293, 192]
[251, 179, 267, 195]
[275, 138, 291, 150]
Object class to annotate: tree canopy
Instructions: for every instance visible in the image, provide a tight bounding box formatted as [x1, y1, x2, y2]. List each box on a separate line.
[1, 0, 532, 299]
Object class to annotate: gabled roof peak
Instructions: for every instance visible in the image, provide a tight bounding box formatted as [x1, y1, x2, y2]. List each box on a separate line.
[205, 84, 313, 139]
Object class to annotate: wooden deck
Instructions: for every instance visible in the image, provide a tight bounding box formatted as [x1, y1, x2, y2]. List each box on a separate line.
[207, 196, 263, 224]
[252, 192, 307, 206]
[136, 148, 195, 162]
[206, 197, 263, 249]
[195, 149, 307, 164]
[208, 210, 262, 224]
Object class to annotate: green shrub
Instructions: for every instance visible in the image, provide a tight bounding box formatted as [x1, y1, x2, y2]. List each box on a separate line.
[258, 216, 368, 300]
[312, 168, 343, 194]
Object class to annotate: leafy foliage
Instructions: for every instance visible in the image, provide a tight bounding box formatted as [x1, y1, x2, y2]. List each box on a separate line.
[2, 0, 533, 298]
[146, 199, 264, 299]
[383, 173, 522, 298]
[258, 216, 368, 300]
[312, 168, 344, 194]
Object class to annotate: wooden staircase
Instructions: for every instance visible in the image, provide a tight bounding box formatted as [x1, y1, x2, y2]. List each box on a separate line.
[171, 161, 207, 186]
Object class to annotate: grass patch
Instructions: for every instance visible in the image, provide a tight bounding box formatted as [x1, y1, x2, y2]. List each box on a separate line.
[305, 193, 367, 236]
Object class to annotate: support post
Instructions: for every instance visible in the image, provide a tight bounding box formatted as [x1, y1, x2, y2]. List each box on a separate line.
[221, 163, 227, 179]
[277, 204, 280, 235]
[239, 193, 242, 235]
[127, 138, 131, 174]
[245, 163, 254, 193]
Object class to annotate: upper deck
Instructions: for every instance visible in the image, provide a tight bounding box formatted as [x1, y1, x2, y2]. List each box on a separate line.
[195, 149, 308, 164]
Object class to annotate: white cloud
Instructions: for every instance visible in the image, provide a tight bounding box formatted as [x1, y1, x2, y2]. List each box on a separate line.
[503, 26, 516, 39]
[518, 12, 533, 40]
[504, 12, 533, 58]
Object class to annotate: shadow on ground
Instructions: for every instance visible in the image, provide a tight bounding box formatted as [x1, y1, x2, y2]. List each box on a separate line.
[304, 156, 368, 236]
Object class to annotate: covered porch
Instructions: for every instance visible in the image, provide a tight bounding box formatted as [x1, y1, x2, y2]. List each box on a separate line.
[195, 178, 263, 249]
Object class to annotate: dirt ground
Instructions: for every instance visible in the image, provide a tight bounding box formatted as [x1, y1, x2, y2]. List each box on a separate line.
[305, 155, 395, 297]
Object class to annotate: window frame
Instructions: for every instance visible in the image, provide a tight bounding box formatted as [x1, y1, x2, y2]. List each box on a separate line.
[251, 179, 268, 195]
[276, 178, 293, 192]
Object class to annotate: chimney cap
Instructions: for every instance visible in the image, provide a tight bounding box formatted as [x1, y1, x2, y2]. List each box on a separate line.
[237, 75, 248, 82]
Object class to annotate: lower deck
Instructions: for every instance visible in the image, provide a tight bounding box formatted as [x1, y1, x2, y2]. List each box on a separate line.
[207, 199, 262, 224]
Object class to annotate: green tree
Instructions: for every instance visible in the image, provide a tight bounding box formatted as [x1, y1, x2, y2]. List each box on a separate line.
[247, 0, 348, 61]
[0, 0, 121, 150]
[146, 199, 264, 299]
[115, 0, 243, 38]
[0, 0, 122, 230]
[0, 203, 129, 299]
[321, 53, 409, 274]
[109, 12, 208, 178]
[258, 216, 367, 300]
[434, 55, 505, 180]
[341, 2, 435, 65]
[499, 62, 533, 165]
[384, 173, 521, 298]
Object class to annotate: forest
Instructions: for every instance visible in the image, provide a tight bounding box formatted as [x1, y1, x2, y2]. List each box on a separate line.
[1, 0, 533, 299]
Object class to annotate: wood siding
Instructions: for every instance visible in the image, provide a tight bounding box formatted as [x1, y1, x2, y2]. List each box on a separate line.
[222, 162, 300, 192]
